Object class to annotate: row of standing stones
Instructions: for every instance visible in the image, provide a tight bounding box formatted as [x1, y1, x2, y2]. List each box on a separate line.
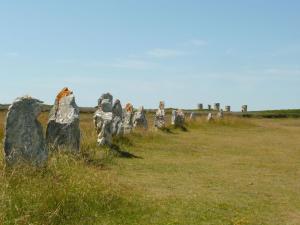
[3, 88, 187, 167]
[197, 103, 248, 112]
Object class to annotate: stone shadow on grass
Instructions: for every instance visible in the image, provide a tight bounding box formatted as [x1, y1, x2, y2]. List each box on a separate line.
[160, 127, 175, 134]
[177, 125, 188, 132]
[110, 144, 143, 159]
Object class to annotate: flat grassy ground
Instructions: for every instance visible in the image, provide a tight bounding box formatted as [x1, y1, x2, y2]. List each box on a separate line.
[0, 111, 300, 225]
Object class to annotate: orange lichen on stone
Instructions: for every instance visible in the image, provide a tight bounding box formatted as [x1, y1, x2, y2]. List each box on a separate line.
[56, 87, 73, 103]
[125, 103, 133, 112]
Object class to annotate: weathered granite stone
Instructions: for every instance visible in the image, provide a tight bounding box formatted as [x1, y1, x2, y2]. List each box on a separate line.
[123, 103, 134, 134]
[217, 109, 224, 119]
[112, 99, 124, 136]
[207, 112, 213, 122]
[133, 106, 148, 129]
[4, 96, 47, 166]
[242, 105, 248, 112]
[98, 93, 113, 112]
[46, 88, 80, 152]
[214, 103, 220, 111]
[94, 93, 113, 146]
[155, 101, 166, 128]
[171, 110, 177, 125]
[207, 104, 212, 111]
[225, 106, 231, 112]
[189, 112, 195, 120]
[198, 104, 203, 110]
[172, 109, 185, 127]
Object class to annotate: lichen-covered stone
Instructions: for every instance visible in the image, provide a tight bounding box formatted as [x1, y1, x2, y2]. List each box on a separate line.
[155, 101, 166, 128]
[112, 99, 124, 136]
[172, 109, 185, 127]
[4, 96, 47, 166]
[94, 93, 113, 146]
[46, 88, 80, 152]
[133, 106, 148, 129]
[123, 103, 134, 134]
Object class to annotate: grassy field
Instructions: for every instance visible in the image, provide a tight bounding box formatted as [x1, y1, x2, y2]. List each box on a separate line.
[0, 111, 300, 225]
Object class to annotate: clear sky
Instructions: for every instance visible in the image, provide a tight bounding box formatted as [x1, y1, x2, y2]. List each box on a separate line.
[0, 0, 299, 110]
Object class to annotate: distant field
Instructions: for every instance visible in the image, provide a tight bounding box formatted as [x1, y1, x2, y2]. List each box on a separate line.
[0, 111, 300, 225]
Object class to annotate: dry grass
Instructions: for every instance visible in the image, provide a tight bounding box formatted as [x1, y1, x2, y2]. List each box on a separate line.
[0, 111, 300, 225]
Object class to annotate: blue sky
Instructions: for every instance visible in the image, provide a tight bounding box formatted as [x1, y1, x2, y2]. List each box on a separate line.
[0, 0, 299, 110]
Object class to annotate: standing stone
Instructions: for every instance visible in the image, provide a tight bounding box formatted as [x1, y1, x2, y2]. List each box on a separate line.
[112, 99, 124, 136]
[4, 96, 47, 166]
[207, 112, 213, 122]
[46, 88, 80, 152]
[207, 104, 212, 111]
[217, 109, 224, 119]
[214, 103, 220, 111]
[242, 105, 248, 112]
[123, 103, 134, 134]
[155, 101, 166, 129]
[225, 106, 231, 112]
[133, 106, 148, 129]
[171, 110, 176, 125]
[172, 109, 185, 127]
[189, 112, 196, 120]
[197, 104, 203, 110]
[94, 93, 113, 146]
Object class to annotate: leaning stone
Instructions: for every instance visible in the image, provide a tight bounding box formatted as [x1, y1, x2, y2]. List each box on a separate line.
[46, 88, 80, 152]
[133, 106, 148, 129]
[155, 101, 166, 129]
[4, 96, 47, 166]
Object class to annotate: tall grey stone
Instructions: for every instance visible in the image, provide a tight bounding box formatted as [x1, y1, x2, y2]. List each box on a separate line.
[155, 101, 166, 129]
[214, 103, 220, 111]
[4, 96, 47, 166]
[207, 112, 213, 122]
[133, 106, 148, 129]
[189, 112, 196, 120]
[94, 93, 113, 146]
[172, 109, 185, 127]
[197, 104, 203, 110]
[112, 99, 124, 136]
[225, 106, 231, 112]
[123, 103, 134, 134]
[242, 105, 248, 112]
[217, 109, 224, 119]
[171, 110, 177, 125]
[207, 104, 212, 111]
[46, 88, 80, 152]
